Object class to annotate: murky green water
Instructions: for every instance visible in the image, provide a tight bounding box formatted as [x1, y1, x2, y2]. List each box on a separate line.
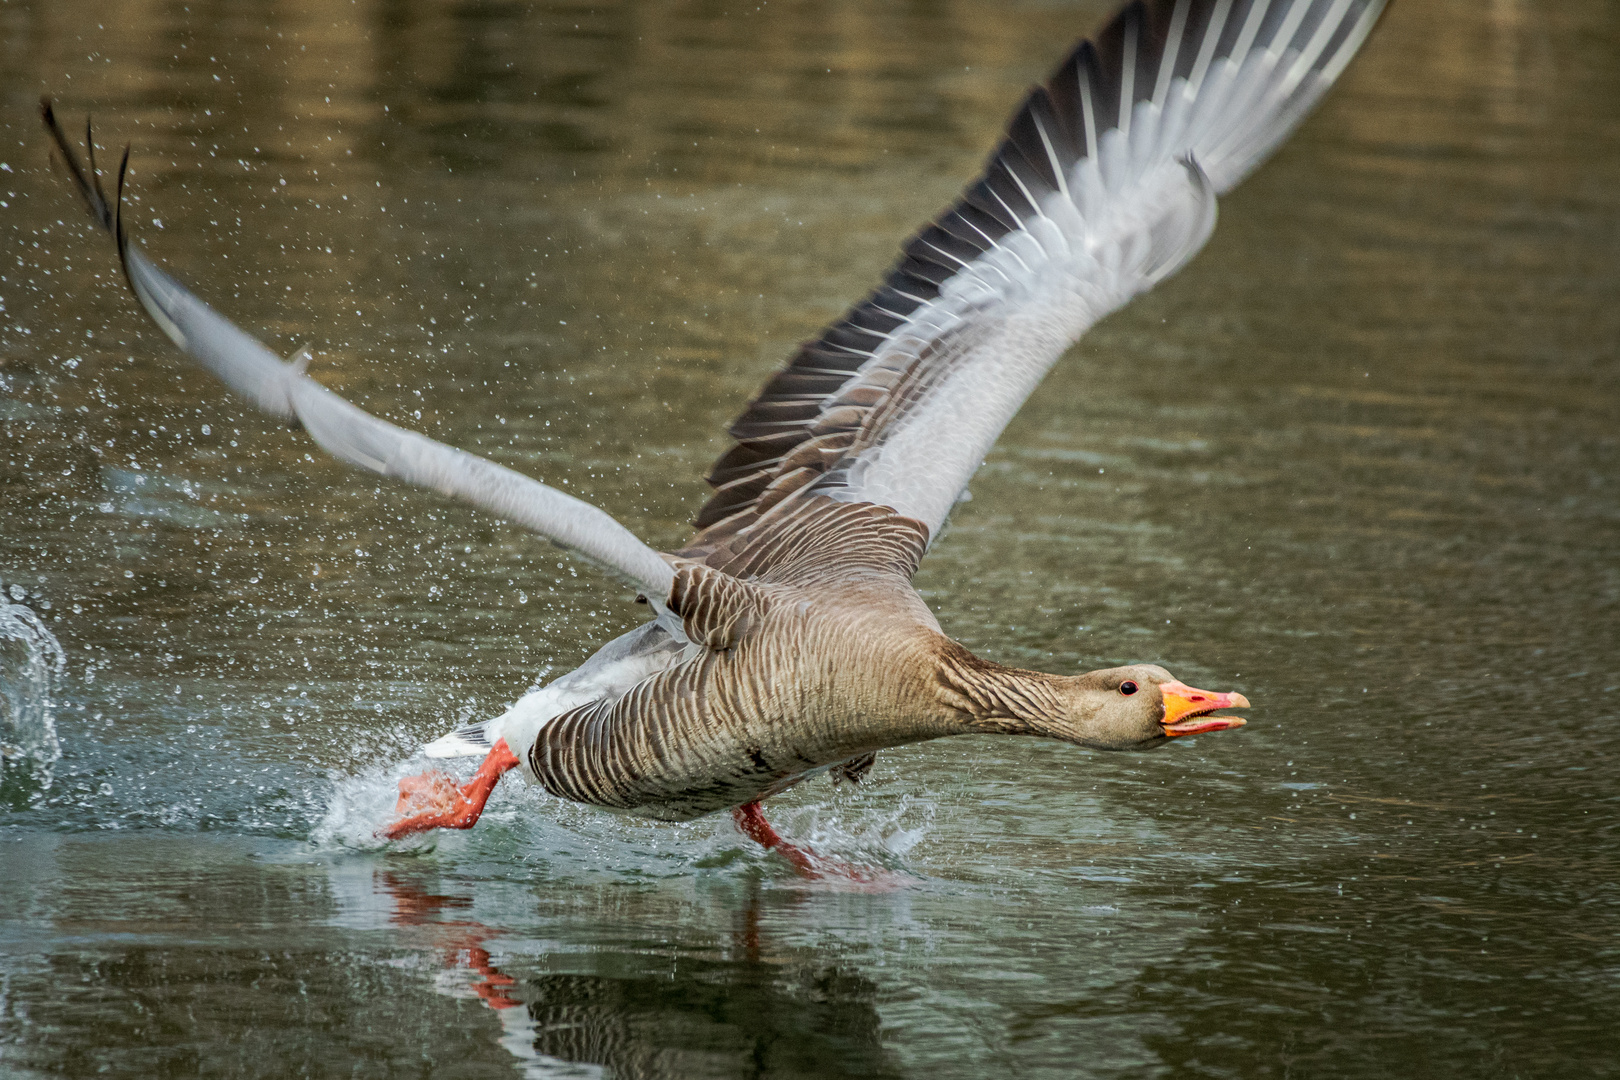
[3, 0, 1618, 1075]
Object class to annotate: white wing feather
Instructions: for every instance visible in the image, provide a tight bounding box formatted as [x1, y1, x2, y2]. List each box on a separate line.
[44, 101, 674, 603]
[835, 158, 1217, 534]
[118, 244, 675, 602]
[820, 1, 1383, 538]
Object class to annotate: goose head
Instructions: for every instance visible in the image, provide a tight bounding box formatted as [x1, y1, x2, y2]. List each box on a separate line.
[1053, 665, 1249, 750]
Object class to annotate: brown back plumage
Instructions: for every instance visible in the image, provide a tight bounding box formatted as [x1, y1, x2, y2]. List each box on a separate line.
[678, 495, 929, 586]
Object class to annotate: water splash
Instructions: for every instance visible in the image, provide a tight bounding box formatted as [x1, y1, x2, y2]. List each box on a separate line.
[100, 465, 248, 528]
[0, 583, 67, 786]
[767, 795, 935, 872]
[313, 755, 440, 852]
[311, 747, 933, 885]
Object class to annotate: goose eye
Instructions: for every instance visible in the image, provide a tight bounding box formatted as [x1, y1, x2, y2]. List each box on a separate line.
[1119, 681, 1138, 696]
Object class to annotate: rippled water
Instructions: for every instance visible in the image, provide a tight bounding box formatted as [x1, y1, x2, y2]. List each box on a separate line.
[3, 0, 1618, 1076]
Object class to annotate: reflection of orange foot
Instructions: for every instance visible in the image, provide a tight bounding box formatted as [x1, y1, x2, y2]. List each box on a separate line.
[383, 739, 520, 840]
[731, 802, 888, 884]
[463, 946, 521, 1009]
[378, 874, 524, 1010]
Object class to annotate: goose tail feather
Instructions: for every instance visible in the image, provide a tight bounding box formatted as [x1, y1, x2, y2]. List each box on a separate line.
[423, 722, 496, 760]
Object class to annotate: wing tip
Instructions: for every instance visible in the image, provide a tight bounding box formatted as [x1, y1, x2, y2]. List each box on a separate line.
[40, 97, 140, 299]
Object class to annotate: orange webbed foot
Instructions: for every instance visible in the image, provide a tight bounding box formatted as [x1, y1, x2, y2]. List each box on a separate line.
[382, 739, 520, 840]
[394, 771, 468, 818]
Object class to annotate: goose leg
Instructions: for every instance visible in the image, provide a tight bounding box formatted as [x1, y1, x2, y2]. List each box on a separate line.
[385, 739, 520, 840]
[732, 802, 820, 874]
[731, 804, 898, 884]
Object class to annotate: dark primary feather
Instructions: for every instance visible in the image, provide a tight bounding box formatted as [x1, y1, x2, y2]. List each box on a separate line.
[830, 753, 876, 785]
[40, 100, 136, 295]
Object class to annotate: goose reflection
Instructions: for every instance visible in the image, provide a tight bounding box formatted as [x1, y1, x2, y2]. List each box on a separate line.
[379, 873, 897, 1079]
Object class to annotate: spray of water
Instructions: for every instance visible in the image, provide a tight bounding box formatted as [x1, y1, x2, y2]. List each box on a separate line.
[311, 738, 934, 887]
[0, 583, 67, 786]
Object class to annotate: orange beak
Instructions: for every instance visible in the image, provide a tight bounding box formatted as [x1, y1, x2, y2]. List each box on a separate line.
[1159, 681, 1250, 737]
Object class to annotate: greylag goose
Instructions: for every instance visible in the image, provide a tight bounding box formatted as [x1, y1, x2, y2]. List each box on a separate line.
[42, 0, 1386, 873]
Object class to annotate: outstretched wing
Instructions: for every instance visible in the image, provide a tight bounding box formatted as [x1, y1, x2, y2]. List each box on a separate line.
[686, 0, 1386, 564]
[42, 102, 675, 604]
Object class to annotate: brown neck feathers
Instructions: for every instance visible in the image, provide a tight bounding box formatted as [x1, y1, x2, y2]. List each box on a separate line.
[931, 639, 1068, 736]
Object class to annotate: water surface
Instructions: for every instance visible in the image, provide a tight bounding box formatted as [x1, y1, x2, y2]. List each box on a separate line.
[3, 0, 1618, 1076]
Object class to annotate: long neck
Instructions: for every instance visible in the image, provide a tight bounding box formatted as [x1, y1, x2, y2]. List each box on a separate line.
[931, 639, 1069, 736]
